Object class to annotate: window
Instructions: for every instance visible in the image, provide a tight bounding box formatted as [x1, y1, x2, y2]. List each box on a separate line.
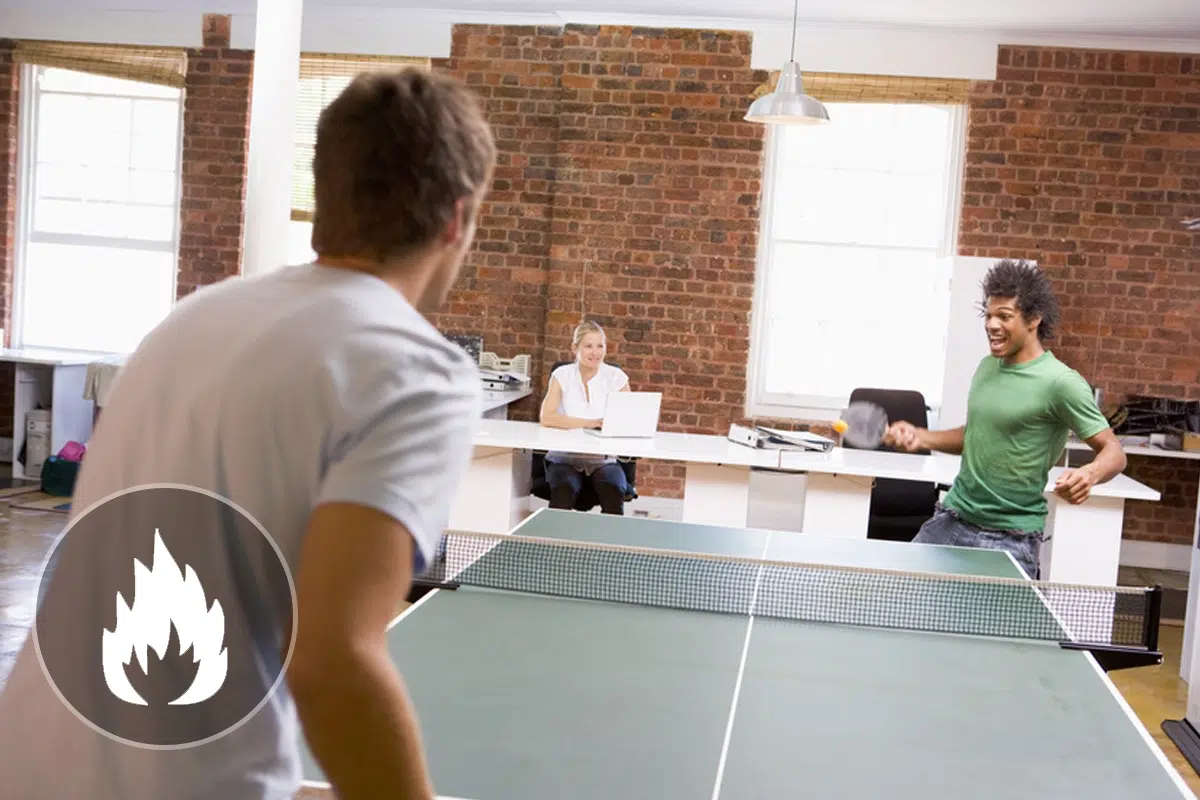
[14, 65, 183, 354]
[287, 53, 430, 263]
[747, 99, 967, 420]
[288, 220, 316, 264]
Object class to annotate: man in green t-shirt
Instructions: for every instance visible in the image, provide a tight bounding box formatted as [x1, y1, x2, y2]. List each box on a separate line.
[884, 259, 1127, 579]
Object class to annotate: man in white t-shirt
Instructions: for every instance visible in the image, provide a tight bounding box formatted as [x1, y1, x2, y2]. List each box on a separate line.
[0, 68, 495, 799]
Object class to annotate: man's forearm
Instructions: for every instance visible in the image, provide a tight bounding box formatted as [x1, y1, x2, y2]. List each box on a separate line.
[1085, 440, 1127, 484]
[292, 650, 434, 800]
[919, 426, 965, 455]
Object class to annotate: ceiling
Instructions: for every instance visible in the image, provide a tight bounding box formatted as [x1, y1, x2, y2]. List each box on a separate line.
[6, 0, 1200, 39]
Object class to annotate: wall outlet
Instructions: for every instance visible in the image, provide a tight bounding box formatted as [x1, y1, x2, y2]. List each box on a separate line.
[0, 437, 13, 462]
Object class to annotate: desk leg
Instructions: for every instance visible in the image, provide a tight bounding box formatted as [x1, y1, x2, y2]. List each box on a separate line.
[800, 473, 873, 538]
[448, 446, 531, 534]
[11, 365, 50, 480]
[50, 364, 94, 452]
[682, 463, 751, 528]
[1040, 495, 1124, 585]
[1041, 496, 1122, 643]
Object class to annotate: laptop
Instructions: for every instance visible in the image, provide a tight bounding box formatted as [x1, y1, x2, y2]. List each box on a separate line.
[585, 391, 663, 438]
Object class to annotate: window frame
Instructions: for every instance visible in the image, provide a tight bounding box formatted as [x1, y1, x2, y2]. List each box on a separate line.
[11, 63, 185, 354]
[745, 101, 969, 421]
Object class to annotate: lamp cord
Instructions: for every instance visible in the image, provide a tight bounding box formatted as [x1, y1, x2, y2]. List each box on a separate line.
[789, 0, 799, 61]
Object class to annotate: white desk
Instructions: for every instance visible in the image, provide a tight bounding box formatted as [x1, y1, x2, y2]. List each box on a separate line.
[776, 448, 1161, 586]
[450, 420, 780, 534]
[449, 421, 1162, 589]
[0, 347, 105, 479]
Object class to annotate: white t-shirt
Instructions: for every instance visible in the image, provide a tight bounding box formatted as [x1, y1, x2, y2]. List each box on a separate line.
[0, 263, 481, 799]
[545, 361, 628, 471]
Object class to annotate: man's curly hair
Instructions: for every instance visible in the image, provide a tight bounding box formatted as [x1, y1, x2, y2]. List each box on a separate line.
[980, 259, 1059, 341]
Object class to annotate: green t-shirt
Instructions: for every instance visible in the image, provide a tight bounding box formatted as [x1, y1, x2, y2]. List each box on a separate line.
[941, 351, 1110, 534]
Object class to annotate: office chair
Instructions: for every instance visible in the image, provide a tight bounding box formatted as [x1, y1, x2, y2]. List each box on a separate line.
[846, 387, 941, 542]
[528, 360, 639, 511]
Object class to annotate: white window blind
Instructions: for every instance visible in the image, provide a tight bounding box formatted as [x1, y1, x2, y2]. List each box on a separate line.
[748, 74, 968, 419]
[291, 53, 430, 223]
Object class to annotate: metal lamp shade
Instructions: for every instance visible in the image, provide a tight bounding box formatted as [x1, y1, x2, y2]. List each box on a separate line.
[745, 62, 829, 125]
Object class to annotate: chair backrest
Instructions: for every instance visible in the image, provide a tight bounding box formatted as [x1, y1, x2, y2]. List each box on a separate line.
[847, 387, 931, 453]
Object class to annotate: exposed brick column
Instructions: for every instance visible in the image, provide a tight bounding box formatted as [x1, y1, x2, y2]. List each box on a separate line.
[543, 25, 767, 496]
[0, 40, 18, 344]
[177, 14, 253, 298]
[0, 41, 19, 437]
[430, 25, 562, 422]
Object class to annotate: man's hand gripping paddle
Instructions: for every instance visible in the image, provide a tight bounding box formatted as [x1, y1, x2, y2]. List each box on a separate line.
[832, 401, 890, 449]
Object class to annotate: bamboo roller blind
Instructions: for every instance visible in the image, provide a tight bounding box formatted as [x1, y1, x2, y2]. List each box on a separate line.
[13, 40, 188, 89]
[752, 70, 971, 104]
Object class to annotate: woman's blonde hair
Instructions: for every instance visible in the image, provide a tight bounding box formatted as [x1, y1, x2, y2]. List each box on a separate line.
[572, 320, 605, 350]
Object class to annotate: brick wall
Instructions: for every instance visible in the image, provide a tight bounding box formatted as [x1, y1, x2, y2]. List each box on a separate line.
[431, 24, 767, 490]
[177, 14, 252, 298]
[1, 24, 1195, 546]
[543, 25, 766, 493]
[428, 26, 562, 421]
[0, 43, 18, 437]
[959, 44, 1200, 544]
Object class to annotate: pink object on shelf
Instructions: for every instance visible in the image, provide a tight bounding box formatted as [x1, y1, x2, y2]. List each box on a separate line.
[57, 441, 86, 462]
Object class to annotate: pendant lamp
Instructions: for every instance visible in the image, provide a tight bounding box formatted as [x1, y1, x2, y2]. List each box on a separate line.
[745, 0, 829, 125]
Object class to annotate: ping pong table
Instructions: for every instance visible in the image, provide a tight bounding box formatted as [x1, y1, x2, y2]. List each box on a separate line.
[299, 508, 1194, 800]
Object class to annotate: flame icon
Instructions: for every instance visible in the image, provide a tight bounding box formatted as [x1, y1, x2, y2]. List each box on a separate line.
[101, 529, 227, 706]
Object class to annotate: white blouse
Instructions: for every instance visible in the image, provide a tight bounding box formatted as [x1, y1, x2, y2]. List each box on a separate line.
[551, 361, 629, 418]
[545, 361, 630, 471]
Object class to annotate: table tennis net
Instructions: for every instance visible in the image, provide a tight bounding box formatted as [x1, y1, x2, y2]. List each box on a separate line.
[425, 530, 1157, 650]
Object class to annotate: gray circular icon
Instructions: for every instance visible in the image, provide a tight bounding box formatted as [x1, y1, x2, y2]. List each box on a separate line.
[32, 484, 297, 750]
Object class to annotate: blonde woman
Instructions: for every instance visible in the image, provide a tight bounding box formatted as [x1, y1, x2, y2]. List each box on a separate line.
[539, 320, 630, 514]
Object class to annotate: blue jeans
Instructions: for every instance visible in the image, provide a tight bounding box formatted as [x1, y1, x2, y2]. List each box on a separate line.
[913, 503, 1044, 580]
[545, 461, 628, 515]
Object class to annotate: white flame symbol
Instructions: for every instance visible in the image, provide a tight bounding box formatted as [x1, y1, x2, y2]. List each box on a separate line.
[101, 529, 228, 706]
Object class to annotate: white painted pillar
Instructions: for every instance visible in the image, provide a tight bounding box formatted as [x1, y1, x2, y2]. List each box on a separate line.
[240, 0, 303, 277]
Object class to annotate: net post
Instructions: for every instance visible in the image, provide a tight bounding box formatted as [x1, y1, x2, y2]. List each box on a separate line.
[1144, 584, 1163, 653]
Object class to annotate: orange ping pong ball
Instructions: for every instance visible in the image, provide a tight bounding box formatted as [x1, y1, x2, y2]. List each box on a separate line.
[833, 419, 848, 434]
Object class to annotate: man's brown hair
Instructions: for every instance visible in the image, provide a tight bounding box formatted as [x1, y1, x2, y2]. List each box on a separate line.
[311, 67, 496, 262]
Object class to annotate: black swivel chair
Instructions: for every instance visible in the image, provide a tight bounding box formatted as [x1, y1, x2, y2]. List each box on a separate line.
[529, 360, 638, 511]
[845, 387, 941, 542]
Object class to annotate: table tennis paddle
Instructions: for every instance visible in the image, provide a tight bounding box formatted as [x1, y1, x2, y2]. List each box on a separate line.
[832, 401, 889, 449]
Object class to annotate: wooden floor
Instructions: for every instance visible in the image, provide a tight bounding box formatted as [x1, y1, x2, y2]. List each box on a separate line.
[1, 488, 1198, 796]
